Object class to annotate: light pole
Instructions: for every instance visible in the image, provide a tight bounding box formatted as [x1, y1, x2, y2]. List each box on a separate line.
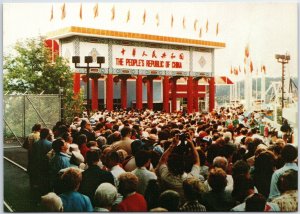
[72, 56, 105, 117]
[275, 54, 290, 121]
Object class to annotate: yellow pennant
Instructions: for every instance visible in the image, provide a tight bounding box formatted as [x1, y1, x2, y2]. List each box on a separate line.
[61, 3, 66, 20]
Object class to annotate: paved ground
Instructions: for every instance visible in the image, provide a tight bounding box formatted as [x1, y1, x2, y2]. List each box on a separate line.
[4, 146, 41, 212]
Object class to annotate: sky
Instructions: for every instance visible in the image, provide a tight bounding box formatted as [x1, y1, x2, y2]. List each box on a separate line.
[3, 1, 298, 79]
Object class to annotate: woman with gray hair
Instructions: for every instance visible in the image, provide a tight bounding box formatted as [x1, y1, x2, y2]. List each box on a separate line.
[94, 183, 118, 211]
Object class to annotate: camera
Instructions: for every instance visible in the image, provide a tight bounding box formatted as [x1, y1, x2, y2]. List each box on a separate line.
[178, 133, 190, 144]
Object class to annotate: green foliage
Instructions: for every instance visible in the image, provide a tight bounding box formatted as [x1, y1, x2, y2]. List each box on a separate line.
[63, 89, 85, 124]
[4, 36, 72, 94]
[4, 36, 84, 122]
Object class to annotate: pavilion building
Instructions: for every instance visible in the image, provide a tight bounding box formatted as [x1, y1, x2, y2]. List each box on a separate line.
[46, 26, 232, 113]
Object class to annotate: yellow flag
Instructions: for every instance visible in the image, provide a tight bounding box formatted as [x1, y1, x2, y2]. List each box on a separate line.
[93, 3, 98, 18]
[182, 16, 186, 29]
[126, 9, 130, 22]
[111, 5, 115, 21]
[216, 22, 219, 35]
[61, 3, 66, 20]
[199, 27, 202, 38]
[171, 14, 174, 28]
[156, 13, 159, 27]
[79, 3, 82, 20]
[194, 19, 198, 31]
[50, 5, 53, 21]
[143, 9, 146, 25]
[206, 19, 208, 32]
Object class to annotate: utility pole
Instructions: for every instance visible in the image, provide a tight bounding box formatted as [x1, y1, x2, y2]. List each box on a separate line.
[275, 53, 290, 122]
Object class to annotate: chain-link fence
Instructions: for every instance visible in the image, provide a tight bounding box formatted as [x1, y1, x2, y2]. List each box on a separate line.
[4, 94, 61, 146]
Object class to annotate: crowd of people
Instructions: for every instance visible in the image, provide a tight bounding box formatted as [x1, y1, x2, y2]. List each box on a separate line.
[25, 105, 298, 212]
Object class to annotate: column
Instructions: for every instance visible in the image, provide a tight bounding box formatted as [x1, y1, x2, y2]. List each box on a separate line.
[187, 77, 194, 114]
[106, 74, 113, 111]
[193, 79, 199, 112]
[136, 75, 143, 110]
[120, 77, 127, 110]
[73, 73, 81, 95]
[171, 78, 177, 112]
[147, 78, 154, 110]
[209, 77, 215, 112]
[91, 78, 99, 111]
[163, 76, 170, 113]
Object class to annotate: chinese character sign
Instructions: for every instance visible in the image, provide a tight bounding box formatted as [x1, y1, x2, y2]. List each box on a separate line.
[112, 45, 190, 71]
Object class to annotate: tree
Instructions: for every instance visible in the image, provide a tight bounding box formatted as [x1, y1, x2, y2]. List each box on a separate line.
[4, 36, 84, 123]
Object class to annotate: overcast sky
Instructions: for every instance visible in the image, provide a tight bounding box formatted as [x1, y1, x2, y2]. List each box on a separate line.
[3, 1, 298, 79]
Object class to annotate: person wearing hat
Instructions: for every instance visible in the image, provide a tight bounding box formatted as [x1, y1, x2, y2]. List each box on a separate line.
[94, 183, 118, 211]
[41, 192, 63, 212]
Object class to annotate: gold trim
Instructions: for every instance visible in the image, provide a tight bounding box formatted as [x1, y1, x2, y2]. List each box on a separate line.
[47, 26, 226, 48]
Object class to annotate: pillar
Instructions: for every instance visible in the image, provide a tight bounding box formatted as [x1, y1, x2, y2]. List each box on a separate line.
[120, 77, 127, 110]
[73, 73, 81, 95]
[171, 78, 177, 112]
[147, 78, 154, 110]
[163, 76, 170, 113]
[106, 74, 113, 111]
[91, 78, 99, 111]
[209, 77, 215, 112]
[136, 75, 143, 110]
[187, 77, 194, 114]
[193, 79, 199, 112]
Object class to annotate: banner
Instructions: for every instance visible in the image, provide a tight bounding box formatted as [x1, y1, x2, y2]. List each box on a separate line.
[112, 45, 190, 71]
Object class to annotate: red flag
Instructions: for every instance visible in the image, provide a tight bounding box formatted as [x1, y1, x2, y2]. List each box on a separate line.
[126, 9, 130, 23]
[111, 5, 115, 21]
[93, 3, 99, 18]
[245, 45, 249, 58]
[262, 65, 266, 74]
[230, 66, 233, 74]
[250, 61, 253, 73]
[155, 13, 159, 27]
[142, 9, 146, 24]
[194, 19, 198, 31]
[79, 3, 82, 20]
[50, 5, 53, 21]
[61, 3, 66, 20]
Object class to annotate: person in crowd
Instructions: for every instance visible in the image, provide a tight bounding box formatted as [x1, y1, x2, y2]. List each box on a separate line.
[245, 193, 267, 212]
[116, 172, 147, 211]
[144, 179, 162, 211]
[32, 128, 53, 194]
[204, 156, 233, 192]
[156, 133, 201, 204]
[79, 120, 96, 143]
[110, 127, 133, 155]
[41, 192, 63, 212]
[197, 149, 209, 180]
[49, 138, 71, 188]
[79, 150, 114, 205]
[132, 150, 157, 195]
[231, 175, 279, 211]
[94, 183, 118, 211]
[252, 150, 275, 198]
[76, 134, 90, 160]
[123, 139, 144, 172]
[180, 177, 206, 211]
[158, 190, 181, 212]
[268, 144, 298, 200]
[231, 160, 250, 180]
[201, 168, 236, 211]
[271, 169, 298, 211]
[105, 151, 126, 186]
[26, 123, 42, 188]
[59, 168, 93, 212]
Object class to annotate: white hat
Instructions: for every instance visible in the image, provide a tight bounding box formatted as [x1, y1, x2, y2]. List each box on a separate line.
[41, 192, 63, 212]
